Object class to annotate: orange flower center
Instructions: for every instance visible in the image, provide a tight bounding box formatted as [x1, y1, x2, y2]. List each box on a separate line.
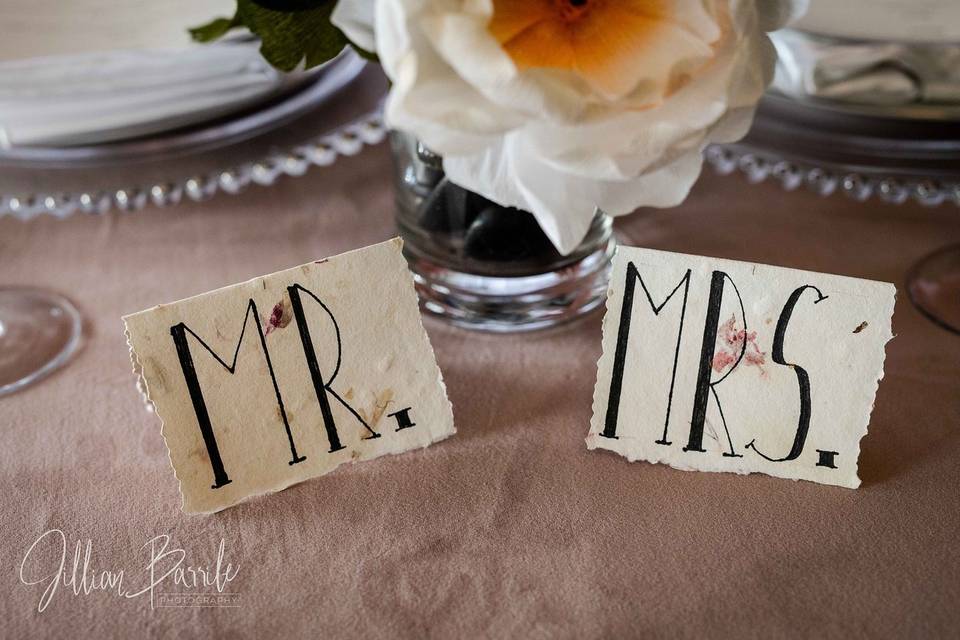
[489, 0, 691, 98]
[556, 0, 592, 23]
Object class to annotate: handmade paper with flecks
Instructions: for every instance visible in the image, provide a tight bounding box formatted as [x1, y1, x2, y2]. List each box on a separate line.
[588, 247, 895, 488]
[124, 239, 455, 513]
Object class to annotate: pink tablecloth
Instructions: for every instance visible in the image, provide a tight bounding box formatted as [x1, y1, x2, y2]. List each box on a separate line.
[2, 124, 959, 638]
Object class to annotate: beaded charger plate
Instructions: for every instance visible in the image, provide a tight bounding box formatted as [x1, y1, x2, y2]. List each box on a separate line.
[709, 93, 960, 208]
[0, 51, 387, 220]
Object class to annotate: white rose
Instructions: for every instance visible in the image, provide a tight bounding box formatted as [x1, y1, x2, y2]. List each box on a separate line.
[334, 0, 807, 254]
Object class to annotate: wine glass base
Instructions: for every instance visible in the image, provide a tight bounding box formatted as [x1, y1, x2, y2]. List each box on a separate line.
[907, 244, 960, 336]
[0, 288, 83, 397]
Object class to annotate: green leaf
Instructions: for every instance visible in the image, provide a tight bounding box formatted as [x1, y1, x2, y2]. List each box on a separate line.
[236, 0, 348, 72]
[248, 0, 325, 9]
[349, 42, 379, 64]
[189, 15, 241, 43]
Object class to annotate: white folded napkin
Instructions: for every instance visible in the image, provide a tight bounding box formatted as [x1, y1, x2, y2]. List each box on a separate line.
[0, 40, 294, 148]
[773, 29, 960, 107]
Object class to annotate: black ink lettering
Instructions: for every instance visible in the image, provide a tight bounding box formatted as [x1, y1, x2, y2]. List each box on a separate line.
[601, 263, 692, 442]
[388, 408, 416, 432]
[685, 271, 746, 458]
[287, 284, 381, 453]
[747, 285, 828, 462]
[170, 300, 304, 490]
[816, 450, 838, 469]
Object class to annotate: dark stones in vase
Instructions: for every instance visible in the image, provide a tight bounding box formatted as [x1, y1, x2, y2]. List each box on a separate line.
[464, 207, 559, 265]
[416, 178, 485, 234]
[416, 179, 561, 268]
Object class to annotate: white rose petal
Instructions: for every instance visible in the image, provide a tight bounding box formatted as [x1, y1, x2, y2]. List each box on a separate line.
[331, 0, 378, 52]
[335, 0, 806, 254]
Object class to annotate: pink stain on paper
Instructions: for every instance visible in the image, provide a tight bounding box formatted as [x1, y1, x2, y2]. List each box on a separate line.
[713, 315, 766, 375]
[264, 300, 291, 336]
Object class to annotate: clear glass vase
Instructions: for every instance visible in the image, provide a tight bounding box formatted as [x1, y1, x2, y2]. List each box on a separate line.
[390, 131, 615, 332]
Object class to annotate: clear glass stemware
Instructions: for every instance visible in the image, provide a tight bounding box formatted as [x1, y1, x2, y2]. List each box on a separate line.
[0, 287, 82, 397]
[907, 245, 960, 336]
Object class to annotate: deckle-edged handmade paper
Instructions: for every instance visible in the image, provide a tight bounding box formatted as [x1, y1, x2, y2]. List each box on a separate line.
[588, 247, 896, 488]
[125, 239, 455, 513]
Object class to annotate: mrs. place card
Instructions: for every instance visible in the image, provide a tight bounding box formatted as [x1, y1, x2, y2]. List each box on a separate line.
[124, 239, 455, 513]
[588, 247, 895, 488]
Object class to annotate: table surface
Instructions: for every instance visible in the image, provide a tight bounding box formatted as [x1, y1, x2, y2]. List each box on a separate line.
[3, 88, 960, 639]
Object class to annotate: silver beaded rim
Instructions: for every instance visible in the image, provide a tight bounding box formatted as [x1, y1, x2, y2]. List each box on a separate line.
[4, 116, 956, 219]
[0, 110, 387, 221]
[706, 145, 960, 208]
